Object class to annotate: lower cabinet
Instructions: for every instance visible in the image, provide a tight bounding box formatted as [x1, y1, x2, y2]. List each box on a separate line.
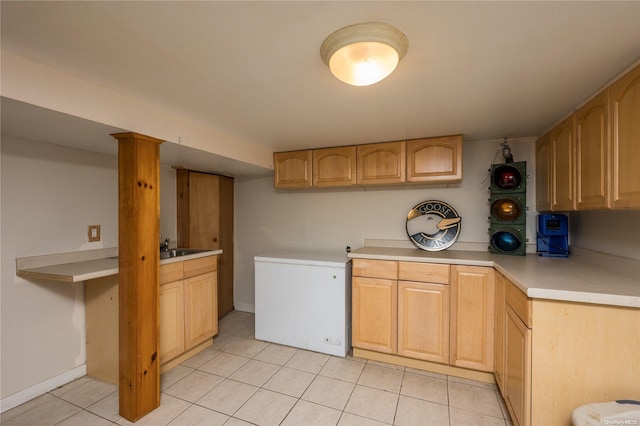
[184, 272, 218, 349]
[450, 265, 495, 372]
[352, 259, 495, 373]
[505, 305, 531, 426]
[495, 274, 639, 426]
[499, 273, 532, 426]
[159, 280, 185, 361]
[159, 256, 218, 370]
[397, 280, 449, 363]
[352, 276, 397, 353]
[85, 255, 218, 384]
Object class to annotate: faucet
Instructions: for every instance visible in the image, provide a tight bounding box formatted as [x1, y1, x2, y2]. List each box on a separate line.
[160, 236, 170, 252]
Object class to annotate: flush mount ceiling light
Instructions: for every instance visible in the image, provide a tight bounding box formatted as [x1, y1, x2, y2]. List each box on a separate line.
[320, 22, 408, 86]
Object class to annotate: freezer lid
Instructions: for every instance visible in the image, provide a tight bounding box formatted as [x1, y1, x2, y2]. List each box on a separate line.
[254, 250, 351, 268]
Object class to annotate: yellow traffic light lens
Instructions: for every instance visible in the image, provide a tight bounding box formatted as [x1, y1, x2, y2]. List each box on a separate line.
[491, 198, 522, 221]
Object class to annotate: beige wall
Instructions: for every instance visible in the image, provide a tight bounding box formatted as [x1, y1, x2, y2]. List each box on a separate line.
[233, 138, 537, 312]
[0, 136, 176, 401]
[570, 210, 640, 260]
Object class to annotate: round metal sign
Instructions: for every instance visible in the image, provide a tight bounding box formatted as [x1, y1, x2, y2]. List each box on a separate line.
[406, 200, 462, 251]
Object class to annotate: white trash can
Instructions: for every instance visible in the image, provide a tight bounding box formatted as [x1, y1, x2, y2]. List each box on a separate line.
[572, 400, 640, 426]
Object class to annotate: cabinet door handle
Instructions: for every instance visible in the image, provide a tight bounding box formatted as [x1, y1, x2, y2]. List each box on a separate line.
[213, 238, 218, 243]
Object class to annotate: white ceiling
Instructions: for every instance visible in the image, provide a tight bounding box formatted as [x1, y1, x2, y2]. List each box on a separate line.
[1, 1, 639, 176]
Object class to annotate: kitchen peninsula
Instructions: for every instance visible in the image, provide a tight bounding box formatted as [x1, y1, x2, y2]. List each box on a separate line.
[16, 247, 222, 384]
[348, 242, 639, 426]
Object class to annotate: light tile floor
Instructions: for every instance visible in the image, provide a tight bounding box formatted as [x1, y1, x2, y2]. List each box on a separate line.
[2, 311, 513, 425]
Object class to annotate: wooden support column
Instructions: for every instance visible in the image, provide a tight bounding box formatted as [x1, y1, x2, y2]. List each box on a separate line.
[112, 132, 163, 422]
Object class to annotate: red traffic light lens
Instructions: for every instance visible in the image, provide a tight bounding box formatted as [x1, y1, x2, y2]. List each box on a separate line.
[493, 166, 522, 190]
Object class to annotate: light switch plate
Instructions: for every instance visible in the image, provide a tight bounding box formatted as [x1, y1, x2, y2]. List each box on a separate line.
[88, 225, 101, 242]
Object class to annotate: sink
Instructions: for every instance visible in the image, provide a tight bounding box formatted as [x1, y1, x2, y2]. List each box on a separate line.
[107, 249, 210, 260]
[160, 249, 210, 259]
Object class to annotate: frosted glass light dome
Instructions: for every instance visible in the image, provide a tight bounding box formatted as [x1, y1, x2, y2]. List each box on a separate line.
[320, 22, 408, 86]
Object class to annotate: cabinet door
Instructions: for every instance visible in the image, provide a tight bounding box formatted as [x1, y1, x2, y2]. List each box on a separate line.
[450, 266, 495, 371]
[505, 306, 531, 426]
[610, 63, 640, 208]
[190, 172, 221, 249]
[274, 151, 313, 188]
[576, 90, 609, 210]
[159, 280, 185, 362]
[535, 133, 552, 212]
[352, 276, 397, 353]
[313, 146, 357, 187]
[356, 141, 406, 185]
[398, 281, 449, 363]
[184, 272, 218, 349]
[406, 135, 463, 183]
[494, 272, 506, 395]
[550, 115, 576, 211]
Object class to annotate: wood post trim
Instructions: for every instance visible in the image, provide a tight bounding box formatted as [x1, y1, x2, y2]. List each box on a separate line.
[112, 132, 163, 422]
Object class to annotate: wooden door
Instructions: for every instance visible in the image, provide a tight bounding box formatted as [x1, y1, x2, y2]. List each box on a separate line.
[551, 115, 576, 211]
[184, 272, 218, 349]
[505, 306, 531, 426]
[535, 133, 552, 212]
[397, 281, 449, 363]
[218, 176, 234, 318]
[274, 151, 312, 188]
[406, 135, 463, 183]
[576, 90, 609, 210]
[352, 276, 397, 353]
[610, 63, 640, 208]
[313, 146, 357, 187]
[189, 172, 220, 249]
[159, 280, 185, 362]
[450, 266, 495, 371]
[356, 141, 406, 185]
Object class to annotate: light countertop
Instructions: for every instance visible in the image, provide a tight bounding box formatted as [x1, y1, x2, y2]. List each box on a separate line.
[348, 246, 640, 308]
[16, 248, 222, 283]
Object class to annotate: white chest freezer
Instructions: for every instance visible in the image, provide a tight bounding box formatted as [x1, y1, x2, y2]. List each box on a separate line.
[254, 250, 352, 357]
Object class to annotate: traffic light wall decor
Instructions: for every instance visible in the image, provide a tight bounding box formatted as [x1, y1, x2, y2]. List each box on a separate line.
[489, 161, 527, 255]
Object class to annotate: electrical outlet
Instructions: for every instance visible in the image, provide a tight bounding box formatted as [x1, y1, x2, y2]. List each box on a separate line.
[88, 225, 101, 242]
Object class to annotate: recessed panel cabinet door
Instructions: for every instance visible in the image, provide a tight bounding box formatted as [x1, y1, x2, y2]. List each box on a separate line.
[356, 141, 406, 185]
[450, 266, 495, 372]
[352, 276, 397, 354]
[551, 115, 577, 211]
[313, 146, 357, 187]
[159, 280, 185, 362]
[535, 133, 552, 212]
[274, 151, 312, 188]
[406, 135, 463, 183]
[610, 63, 640, 208]
[397, 281, 449, 364]
[576, 90, 609, 210]
[184, 271, 218, 349]
[505, 306, 531, 426]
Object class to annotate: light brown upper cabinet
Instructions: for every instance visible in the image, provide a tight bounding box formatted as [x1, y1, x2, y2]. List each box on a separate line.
[610, 63, 640, 209]
[273, 150, 313, 189]
[535, 133, 552, 212]
[406, 135, 463, 183]
[576, 90, 609, 210]
[550, 115, 577, 211]
[356, 141, 406, 185]
[313, 146, 357, 187]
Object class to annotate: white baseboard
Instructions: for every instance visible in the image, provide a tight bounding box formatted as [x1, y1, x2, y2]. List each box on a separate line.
[0, 365, 87, 413]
